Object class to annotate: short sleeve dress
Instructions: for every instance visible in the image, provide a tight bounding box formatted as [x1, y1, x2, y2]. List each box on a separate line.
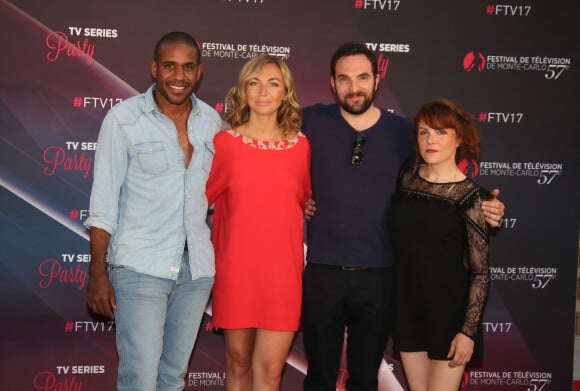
[206, 129, 311, 331]
[388, 168, 490, 360]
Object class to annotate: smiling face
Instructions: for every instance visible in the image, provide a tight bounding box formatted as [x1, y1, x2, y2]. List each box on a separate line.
[331, 54, 379, 115]
[417, 121, 461, 167]
[150, 41, 202, 108]
[245, 62, 286, 118]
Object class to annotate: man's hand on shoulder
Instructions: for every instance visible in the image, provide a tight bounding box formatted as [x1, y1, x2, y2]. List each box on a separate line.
[482, 189, 505, 228]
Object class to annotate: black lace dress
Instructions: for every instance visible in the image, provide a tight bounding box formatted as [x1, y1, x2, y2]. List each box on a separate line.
[388, 168, 491, 360]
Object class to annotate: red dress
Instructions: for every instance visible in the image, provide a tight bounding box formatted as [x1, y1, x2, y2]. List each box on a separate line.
[206, 129, 311, 331]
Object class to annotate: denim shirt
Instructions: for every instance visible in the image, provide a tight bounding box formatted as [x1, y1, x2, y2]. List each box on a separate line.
[84, 84, 222, 280]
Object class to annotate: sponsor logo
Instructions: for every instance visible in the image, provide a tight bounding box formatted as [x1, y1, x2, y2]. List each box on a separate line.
[354, 0, 401, 11]
[468, 370, 552, 388]
[485, 4, 532, 16]
[457, 158, 479, 178]
[463, 51, 572, 79]
[490, 266, 557, 289]
[43, 142, 94, 179]
[187, 372, 226, 387]
[73, 96, 123, 109]
[201, 42, 291, 60]
[464, 51, 486, 72]
[478, 161, 563, 185]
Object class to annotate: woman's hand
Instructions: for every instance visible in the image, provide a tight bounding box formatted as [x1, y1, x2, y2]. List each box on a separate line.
[447, 333, 474, 368]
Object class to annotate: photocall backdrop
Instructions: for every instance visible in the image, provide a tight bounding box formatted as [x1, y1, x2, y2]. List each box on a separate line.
[1, 0, 578, 390]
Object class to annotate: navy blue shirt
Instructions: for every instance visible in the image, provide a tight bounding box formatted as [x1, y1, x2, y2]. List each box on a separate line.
[303, 103, 413, 268]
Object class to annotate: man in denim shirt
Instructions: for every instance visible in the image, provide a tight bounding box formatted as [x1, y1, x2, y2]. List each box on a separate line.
[84, 32, 222, 391]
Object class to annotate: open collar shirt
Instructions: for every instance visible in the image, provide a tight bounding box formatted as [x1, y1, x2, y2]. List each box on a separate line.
[84, 84, 222, 280]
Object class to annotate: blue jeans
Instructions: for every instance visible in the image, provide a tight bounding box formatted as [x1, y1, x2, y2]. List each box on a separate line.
[110, 254, 213, 391]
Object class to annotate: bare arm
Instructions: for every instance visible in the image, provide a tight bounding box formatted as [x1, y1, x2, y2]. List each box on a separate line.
[86, 227, 116, 319]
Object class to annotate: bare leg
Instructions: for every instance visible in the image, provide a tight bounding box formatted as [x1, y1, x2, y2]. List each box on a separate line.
[400, 351, 465, 391]
[224, 329, 256, 391]
[400, 352, 429, 391]
[252, 329, 295, 391]
[427, 360, 464, 391]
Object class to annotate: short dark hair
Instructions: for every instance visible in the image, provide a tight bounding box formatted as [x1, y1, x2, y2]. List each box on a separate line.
[330, 42, 377, 77]
[153, 32, 200, 63]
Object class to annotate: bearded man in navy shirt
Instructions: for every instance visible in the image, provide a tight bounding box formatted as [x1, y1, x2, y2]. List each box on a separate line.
[300, 42, 505, 391]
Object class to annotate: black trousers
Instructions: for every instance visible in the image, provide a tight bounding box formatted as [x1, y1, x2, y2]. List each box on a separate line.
[301, 262, 393, 391]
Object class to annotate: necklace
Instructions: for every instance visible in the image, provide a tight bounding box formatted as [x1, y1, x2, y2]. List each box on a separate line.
[447, 170, 459, 192]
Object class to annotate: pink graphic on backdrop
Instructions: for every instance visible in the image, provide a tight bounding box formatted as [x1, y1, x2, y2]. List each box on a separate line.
[72, 96, 83, 108]
[38, 258, 88, 290]
[45, 31, 96, 65]
[458, 158, 479, 178]
[463, 51, 486, 72]
[337, 368, 349, 388]
[377, 53, 390, 79]
[43, 146, 93, 179]
[461, 371, 469, 388]
[33, 372, 83, 391]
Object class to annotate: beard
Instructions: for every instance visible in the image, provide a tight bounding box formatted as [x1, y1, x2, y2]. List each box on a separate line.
[338, 89, 376, 115]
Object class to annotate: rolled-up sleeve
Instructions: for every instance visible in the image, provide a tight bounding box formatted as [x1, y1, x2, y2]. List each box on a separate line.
[84, 110, 128, 235]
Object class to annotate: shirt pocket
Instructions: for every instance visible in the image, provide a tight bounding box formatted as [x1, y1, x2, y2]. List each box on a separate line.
[134, 141, 169, 175]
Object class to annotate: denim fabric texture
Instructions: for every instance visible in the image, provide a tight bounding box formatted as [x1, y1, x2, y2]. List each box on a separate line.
[111, 254, 213, 391]
[84, 84, 222, 280]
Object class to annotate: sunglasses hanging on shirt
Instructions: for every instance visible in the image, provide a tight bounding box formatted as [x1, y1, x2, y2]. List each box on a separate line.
[351, 131, 367, 165]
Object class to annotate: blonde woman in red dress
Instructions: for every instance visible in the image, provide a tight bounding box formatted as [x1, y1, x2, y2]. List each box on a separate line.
[206, 54, 311, 391]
